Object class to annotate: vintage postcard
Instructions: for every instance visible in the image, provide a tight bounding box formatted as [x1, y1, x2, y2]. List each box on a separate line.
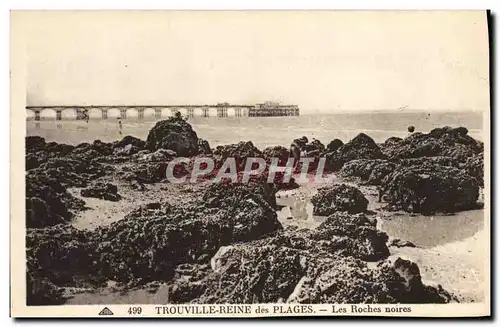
[10, 10, 490, 317]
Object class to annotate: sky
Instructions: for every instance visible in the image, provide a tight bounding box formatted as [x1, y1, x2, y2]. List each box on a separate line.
[20, 11, 490, 113]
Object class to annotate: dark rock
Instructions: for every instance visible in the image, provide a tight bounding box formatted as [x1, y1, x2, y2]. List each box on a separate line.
[91, 183, 282, 283]
[197, 139, 212, 155]
[26, 151, 49, 170]
[114, 135, 146, 149]
[202, 181, 277, 209]
[383, 136, 403, 147]
[133, 149, 176, 163]
[326, 138, 344, 152]
[340, 159, 393, 183]
[26, 273, 66, 305]
[263, 146, 290, 166]
[26, 136, 46, 153]
[408, 126, 415, 133]
[464, 153, 484, 187]
[325, 133, 385, 171]
[312, 212, 390, 261]
[382, 126, 483, 161]
[26, 171, 85, 228]
[37, 157, 108, 187]
[26, 225, 103, 305]
[311, 184, 368, 215]
[81, 182, 121, 201]
[305, 139, 325, 155]
[380, 165, 480, 214]
[176, 229, 453, 304]
[146, 118, 199, 156]
[389, 238, 417, 248]
[91, 140, 114, 156]
[213, 141, 263, 171]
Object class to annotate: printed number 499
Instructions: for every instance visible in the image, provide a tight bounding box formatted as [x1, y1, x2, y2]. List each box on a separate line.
[128, 307, 142, 315]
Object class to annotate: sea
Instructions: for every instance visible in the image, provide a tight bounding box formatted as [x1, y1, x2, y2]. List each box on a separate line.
[26, 111, 483, 148]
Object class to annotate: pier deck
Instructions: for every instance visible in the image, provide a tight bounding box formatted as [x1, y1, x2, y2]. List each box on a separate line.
[26, 103, 300, 120]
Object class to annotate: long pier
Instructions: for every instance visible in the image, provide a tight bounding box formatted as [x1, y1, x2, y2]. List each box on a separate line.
[26, 103, 300, 120]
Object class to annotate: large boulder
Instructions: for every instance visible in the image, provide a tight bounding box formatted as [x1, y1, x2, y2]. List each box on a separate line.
[380, 165, 480, 214]
[146, 118, 200, 156]
[311, 184, 368, 215]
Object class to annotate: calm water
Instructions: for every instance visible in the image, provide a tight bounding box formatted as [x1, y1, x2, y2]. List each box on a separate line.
[27, 111, 483, 148]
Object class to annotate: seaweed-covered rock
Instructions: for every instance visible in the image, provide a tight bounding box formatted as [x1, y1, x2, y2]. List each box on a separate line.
[340, 159, 393, 182]
[26, 136, 47, 153]
[464, 153, 484, 187]
[26, 171, 85, 228]
[213, 141, 263, 171]
[337, 133, 385, 161]
[113, 135, 146, 149]
[380, 165, 480, 214]
[133, 149, 176, 163]
[174, 229, 453, 304]
[312, 212, 390, 261]
[311, 184, 368, 215]
[326, 139, 344, 153]
[325, 134, 385, 171]
[304, 139, 325, 156]
[26, 273, 66, 305]
[90, 140, 114, 156]
[263, 145, 290, 166]
[26, 151, 49, 170]
[383, 136, 403, 147]
[80, 182, 121, 201]
[202, 181, 277, 209]
[382, 126, 483, 161]
[26, 225, 101, 295]
[146, 118, 199, 156]
[36, 157, 107, 187]
[92, 184, 282, 283]
[197, 139, 212, 155]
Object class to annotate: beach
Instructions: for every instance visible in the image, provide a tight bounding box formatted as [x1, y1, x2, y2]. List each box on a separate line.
[25, 111, 486, 305]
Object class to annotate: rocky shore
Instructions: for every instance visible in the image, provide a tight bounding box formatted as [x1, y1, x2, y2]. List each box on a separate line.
[25, 117, 484, 305]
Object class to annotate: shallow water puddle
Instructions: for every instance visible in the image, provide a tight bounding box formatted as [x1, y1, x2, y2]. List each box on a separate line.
[276, 186, 484, 249]
[378, 209, 484, 248]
